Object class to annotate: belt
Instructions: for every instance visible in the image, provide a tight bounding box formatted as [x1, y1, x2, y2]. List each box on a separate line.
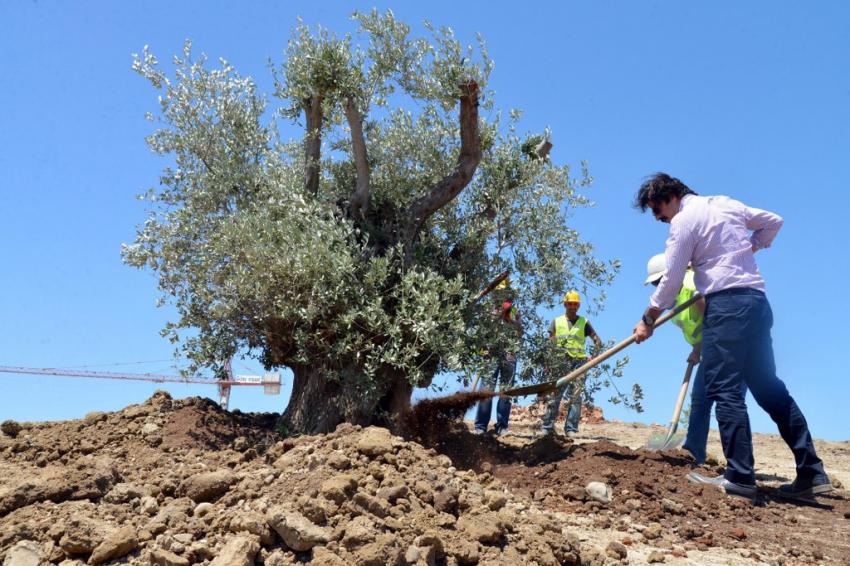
[706, 287, 765, 299]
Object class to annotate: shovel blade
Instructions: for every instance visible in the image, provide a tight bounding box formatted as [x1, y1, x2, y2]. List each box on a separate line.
[645, 426, 685, 451]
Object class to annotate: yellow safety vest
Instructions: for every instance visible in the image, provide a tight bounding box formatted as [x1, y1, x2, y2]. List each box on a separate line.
[673, 270, 702, 346]
[554, 315, 588, 359]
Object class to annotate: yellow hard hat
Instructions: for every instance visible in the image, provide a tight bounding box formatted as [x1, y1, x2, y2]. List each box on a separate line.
[563, 290, 581, 303]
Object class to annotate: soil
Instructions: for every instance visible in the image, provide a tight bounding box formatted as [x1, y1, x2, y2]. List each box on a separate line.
[1, 392, 848, 565]
[439, 421, 850, 565]
[402, 391, 496, 444]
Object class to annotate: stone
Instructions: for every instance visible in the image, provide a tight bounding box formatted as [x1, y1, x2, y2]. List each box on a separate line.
[434, 487, 458, 514]
[310, 547, 347, 566]
[404, 545, 421, 564]
[327, 451, 351, 470]
[376, 484, 408, 503]
[413, 480, 434, 504]
[605, 540, 628, 560]
[141, 422, 160, 435]
[585, 481, 612, 504]
[140, 495, 159, 515]
[88, 525, 138, 565]
[661, 498, 684, 515]
[3, 540, 43, 566]
[456, 513, 504, 544]
[356, 427, 396, 456]
[643, 523, 663, 540]
[446, 538, 480, 565]
[266, 506, 331, 551]
[149, 548, 190, 566]
[320, 475, 357, 504]
[104, 482, 144, 503]
[647, 550, 666, 563]
[414, 531, 444, 554]
[59, 517, 109, 555]
[352, 534, 399, 566]
[209, 534, 260, 566]
[177, 470, 237, 502]
[0, 462, 118, 515]
[484, 490, 507, 511]
[229, 511, 275, 545]
[341, 516, 377, 549]
[193, 502, 214, 517]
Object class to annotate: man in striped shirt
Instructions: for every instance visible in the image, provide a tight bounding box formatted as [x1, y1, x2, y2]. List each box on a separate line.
[632, 173, 832, 500]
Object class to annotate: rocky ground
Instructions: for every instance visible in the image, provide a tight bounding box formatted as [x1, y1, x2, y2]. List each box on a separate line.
[1, 392, 848, 565]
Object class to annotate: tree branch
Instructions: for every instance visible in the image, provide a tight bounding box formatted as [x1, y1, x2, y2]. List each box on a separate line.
[303, 94, 324, 196]
[403, 81, 481, 246]
[344, 96, 371, 218]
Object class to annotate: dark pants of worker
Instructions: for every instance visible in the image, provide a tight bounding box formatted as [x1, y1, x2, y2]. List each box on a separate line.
[474, 358, 517, 432]
[702, 288, 826, 486]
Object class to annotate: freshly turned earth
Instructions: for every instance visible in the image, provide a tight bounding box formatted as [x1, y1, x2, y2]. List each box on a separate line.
[1, 391, 848, 565]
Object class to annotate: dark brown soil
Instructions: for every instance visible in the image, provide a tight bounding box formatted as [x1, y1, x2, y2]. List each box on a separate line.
[425, 424, 850, 564]
[159, 396, 279, 451]
[401, 391, 495, 444]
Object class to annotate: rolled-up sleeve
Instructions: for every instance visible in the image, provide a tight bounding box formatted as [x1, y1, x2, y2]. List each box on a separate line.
[650, 220, 696, 310]
[745, 204, 783, 250]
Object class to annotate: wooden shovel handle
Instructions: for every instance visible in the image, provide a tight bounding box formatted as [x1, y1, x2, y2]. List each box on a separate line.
[473, 270, 510, 301]
[551, 293, 703, 390]
[502, 293, 703, 397]
[669, 361, 696, 427]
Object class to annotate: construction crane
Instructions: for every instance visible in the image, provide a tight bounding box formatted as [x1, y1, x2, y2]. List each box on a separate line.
[0, 364, 281, 410]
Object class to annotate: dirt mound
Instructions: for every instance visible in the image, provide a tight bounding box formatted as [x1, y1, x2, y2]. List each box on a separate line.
[1, 391, 848, 565]
[509, 399, 606, 427]
[0, 392, 582, 565]
[426, 423, 850, 564]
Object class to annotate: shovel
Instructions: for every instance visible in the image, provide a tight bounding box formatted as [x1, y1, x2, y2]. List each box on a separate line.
[645, 361, 695, 451]
[468, 270, 511, 392]
[501, 293, 703, 398]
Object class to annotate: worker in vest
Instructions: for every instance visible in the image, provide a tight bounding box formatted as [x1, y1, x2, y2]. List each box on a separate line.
[541, 290, 603, 437]
[474, 278, 523, 435]
[645, 253, 747, 464]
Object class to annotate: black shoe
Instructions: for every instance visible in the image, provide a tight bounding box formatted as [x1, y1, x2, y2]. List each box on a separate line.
[687, 472, 757, 499]
[776, 475, 834, 500]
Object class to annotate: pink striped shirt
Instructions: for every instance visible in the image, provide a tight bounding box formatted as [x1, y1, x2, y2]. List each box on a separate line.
[650, 194, 784, 310]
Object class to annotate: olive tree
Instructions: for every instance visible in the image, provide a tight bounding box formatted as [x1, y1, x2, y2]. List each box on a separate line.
[124, 11, 630, 434]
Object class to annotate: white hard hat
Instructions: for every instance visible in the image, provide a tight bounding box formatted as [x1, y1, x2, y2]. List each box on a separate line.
[644, 253, 667, 285]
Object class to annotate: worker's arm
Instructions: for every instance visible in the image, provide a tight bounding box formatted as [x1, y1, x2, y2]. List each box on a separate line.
[585, 322, 603, 357]
[694, 296, 706, 317]
[687, 341, 702, 365]
[510, 310, 524, 337]
[636, 219, 697, 343]
[743, 202, 783, 252]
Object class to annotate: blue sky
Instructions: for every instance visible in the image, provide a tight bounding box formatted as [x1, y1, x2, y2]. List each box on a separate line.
[1, 2, 848, 441]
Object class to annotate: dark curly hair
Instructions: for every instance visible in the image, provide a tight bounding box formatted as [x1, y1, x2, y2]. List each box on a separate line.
[634, 173, 697, 212]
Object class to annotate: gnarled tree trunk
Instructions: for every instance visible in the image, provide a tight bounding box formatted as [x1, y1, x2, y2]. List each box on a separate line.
[280, 363, 419, 435]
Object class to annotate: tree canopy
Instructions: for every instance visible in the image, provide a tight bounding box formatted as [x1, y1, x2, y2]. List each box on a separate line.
[123, 10, 633, 433]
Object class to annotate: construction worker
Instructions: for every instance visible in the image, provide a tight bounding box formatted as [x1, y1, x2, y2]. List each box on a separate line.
[474, 279, 523, 435]
[633, 172, 832, 500]
[540, 290, 603, 437]
[645, 253, 747, 465]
